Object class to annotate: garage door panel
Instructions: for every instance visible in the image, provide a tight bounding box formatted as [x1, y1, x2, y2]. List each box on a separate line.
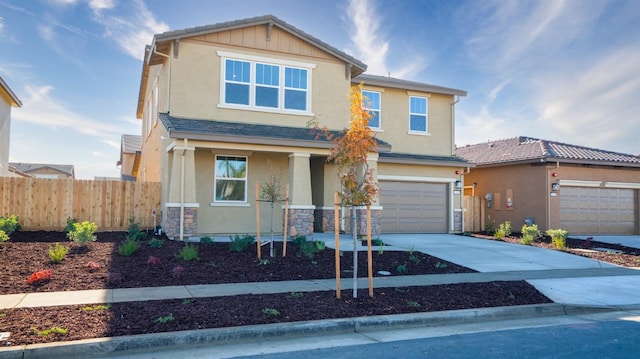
[380, 180, 448, 233]
[560, 187, 637, 235]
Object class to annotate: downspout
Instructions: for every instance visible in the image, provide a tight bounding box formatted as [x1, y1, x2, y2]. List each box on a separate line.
[451, 95, 460, 154]
[179, 138, 187, 242]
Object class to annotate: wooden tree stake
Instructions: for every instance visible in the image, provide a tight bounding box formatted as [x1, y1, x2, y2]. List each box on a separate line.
[334, 191, 341, 299]
[283, 183, 289, 257]
[255, 180, 261, 259]
[367, 205, 373, 297]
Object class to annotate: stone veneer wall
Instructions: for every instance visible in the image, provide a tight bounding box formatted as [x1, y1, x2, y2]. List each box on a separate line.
[453, 211, 462, 233]
[286, 208, 314, 237]
[164, 207, 198, 239]
[316, 207, 381, 236]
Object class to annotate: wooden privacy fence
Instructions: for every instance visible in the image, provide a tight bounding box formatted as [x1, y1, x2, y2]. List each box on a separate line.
[463, 196, 484, 232]
[0, 177, 161, 231]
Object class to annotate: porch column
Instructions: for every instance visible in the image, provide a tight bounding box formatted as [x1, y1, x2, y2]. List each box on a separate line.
[164, 140, 199, 240]
[286, 153, 315, 237]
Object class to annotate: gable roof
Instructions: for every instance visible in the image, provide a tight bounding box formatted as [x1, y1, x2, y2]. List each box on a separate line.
[159, 113, 391, 152]
[9, 162, 75, 176]
[455, 136, 640, 168]
[0, 76, 22, 107]
[354, 74, 467, 97]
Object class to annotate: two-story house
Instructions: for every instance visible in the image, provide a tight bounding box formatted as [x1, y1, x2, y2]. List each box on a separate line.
[136, 15, 468, 240]
[1, 76, 22, 177]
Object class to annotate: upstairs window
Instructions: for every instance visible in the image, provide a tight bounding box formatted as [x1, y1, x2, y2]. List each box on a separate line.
[214, 156, 247, 202]
[362, 90, 381, 129]
[220, 52, 314, 114]
[409, 96, 428, 133]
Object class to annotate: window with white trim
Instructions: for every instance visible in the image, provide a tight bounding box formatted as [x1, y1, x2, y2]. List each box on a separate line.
[221, 56, 311, 113]
[362, 90, 381, 129]
[214, 156, 247, 202]
[409, 96, 428, 133]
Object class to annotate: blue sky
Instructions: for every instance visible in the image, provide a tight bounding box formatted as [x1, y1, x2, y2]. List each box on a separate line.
[1, 0, 639, 179]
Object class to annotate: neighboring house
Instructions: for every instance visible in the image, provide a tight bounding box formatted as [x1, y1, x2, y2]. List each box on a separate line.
[117, 134, 142, 181]
[0, 76, 22, 177]
[9, 162, 75, 179]
[136, 15, 469, 239]
[7, 164, 32, 178]
[456, 137, 640, 235]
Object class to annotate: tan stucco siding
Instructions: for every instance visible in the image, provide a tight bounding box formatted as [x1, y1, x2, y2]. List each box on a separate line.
[0, 99, 10, 176]
[364, 87, 454, 156]
[166, 40, 351, 128]
[194, 25, 336, 61]
[194, 150, 289, 235]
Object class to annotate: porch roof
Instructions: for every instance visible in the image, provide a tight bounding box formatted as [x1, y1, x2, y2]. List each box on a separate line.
[159, 113, 392, 151]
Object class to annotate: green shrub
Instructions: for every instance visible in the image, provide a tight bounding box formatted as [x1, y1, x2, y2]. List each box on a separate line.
[521, 224, 541, 245]
[48, 243, 70, 263]
[295, 236, 325, 258]
[32, 326, 68, 337]
[64, 217, 78, 234]
[148, 238, 164, 248]
[118, 238, 141, 256]
[127, 218, 147, 241]
[0, 215, 21, 235]
[0, 230, 8, 244]
[546, 229, 568, 249]
[67, 221, 98, 245]
[229, 234, 255, 252]
[484, 221, 495, 235]
[176, 244, 200, 261]
[200, 236, 214, 245]
[494, 221, 511, 240]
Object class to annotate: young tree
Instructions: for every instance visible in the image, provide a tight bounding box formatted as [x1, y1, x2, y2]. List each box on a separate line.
[311, 83, 379, 297]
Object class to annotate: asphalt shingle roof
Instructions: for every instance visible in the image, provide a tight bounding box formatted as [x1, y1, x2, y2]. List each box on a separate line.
[353, 74, 467, 97]
[9, 162, 75, 176]
[455, 136, 640, 167]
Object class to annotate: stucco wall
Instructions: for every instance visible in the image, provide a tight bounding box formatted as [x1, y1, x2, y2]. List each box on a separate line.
[0, 98, 10, 176]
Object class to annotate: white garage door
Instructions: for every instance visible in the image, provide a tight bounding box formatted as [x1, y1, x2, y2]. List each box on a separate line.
[379, 181, 448, 233]
[560, 187, 637, 235]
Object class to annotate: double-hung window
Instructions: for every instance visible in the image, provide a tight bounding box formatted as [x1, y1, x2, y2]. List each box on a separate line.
[362, 90, 381, 129]
[214, 156, 247, 202]
[409, 96, 428, 133]
[220, 52, 313, 113]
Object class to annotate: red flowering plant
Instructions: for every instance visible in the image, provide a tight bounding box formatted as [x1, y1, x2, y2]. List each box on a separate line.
[26, 269, 52, 285]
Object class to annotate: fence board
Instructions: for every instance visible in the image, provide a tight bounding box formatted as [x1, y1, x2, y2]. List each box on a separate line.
[0, 178, 161, 231]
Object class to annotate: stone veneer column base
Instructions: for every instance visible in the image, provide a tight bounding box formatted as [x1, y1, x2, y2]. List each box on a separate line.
[286, 208, 314, 237]
[164, 205, 198, 239]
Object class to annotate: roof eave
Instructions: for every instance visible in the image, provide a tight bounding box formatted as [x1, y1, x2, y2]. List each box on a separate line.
[378, 156, 474, 168]
[0, 77, 22, 107]
[354, 75, 467, 97]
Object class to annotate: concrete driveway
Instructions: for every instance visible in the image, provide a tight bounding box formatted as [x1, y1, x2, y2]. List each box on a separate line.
[315, 233, 640, 307]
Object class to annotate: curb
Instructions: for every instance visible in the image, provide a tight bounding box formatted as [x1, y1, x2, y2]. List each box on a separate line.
[0, 303, 616, 359]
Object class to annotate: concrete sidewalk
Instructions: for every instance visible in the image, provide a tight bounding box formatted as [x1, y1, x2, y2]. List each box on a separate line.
[2, 233, 640, 358]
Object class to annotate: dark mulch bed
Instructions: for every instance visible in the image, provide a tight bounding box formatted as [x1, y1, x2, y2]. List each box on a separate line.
[0, 231, 552, 346]
[471, 233, 640, 268]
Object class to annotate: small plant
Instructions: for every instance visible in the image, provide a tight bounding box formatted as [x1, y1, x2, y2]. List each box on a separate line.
[435, 261, 448, 269]
[64, 217, 78, 233]
[229, 234, 255, 252]
[200, 236, 214, 245]
[258, 259, 271, 265]
[290, 291, 304, 298]
[311, 260, 318, 265]
[521, 224, 541, 245]
[507, 292, 516, 300]
[484, 220, 496, 235]
[182, 299, 193, 305]
[154, 314, 174, 323]
[292, 235, 307, 246]
[106, 272, 123, 284]
[147, 256, 162, 266]
[82, 304, 111, 311]
[406, 301, 421, 308]
[48, 243, 69, 264]
[371, 238, 384, 246]
[85, 261, 100, 271]
[396, 263, 407, 273]
[26, 269, 52, 285]
[377, 242, 385, 255]
[127, 218, 147, 241]
[0, 313, 5, 318]
[296, 236, 326, 258]
[67, 221, 98, 245]
[494, 221, 511, 240]
[262, 308, 280, 316]
[0, 230, 9, 244]
[171, 265, 184, 278]
[118, 238, 141, 256]
[0, 214, 21, 235]
[408, 246, 420, 263]
[32, 326, 68, 337]
[176, 244, 200, 261]
[148, 238, 164, 248]
[546, 229, 568, 249]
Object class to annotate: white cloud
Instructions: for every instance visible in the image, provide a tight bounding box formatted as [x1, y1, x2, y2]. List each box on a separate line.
[37, 25, 54, 41]
[49, 0, 81, 5]
[89, 0, 168, 60]
[0, 16, 4, 36]
[345, 0, 426, 78]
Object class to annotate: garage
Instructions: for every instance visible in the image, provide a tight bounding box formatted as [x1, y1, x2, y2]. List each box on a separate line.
[379, 181, 448, 233]
[560, 186, 637, 235]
